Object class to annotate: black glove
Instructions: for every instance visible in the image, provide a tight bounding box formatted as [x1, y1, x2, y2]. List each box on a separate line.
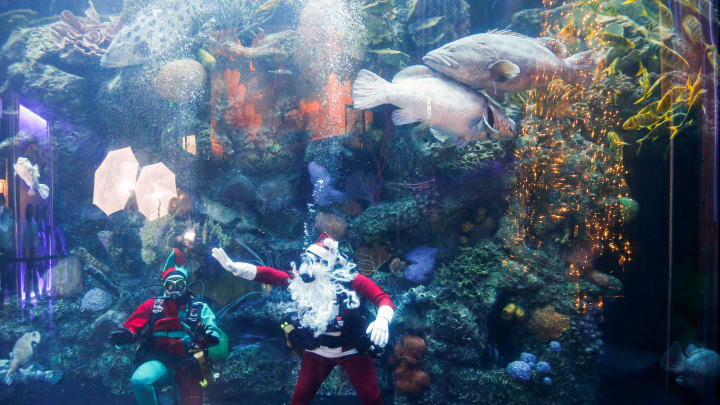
[190, 323, 219, 346]
[287, 328, 316, 351]
[109, 328, 134, 346]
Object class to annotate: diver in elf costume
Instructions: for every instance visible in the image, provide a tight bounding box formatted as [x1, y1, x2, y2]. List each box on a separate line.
[212, 233, 394, 405]
[109, 248, 225, 405]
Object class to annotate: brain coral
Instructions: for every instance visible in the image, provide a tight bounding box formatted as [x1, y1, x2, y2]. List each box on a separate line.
[153, 59, 207, 103]
[81, 288, 114, 312]
[527, 305, 571, 342]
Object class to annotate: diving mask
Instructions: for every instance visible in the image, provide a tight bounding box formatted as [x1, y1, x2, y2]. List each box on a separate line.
[163, 275, 187, 298]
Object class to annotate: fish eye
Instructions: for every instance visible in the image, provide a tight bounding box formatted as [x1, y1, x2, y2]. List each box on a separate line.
[449, 46, 457, 52]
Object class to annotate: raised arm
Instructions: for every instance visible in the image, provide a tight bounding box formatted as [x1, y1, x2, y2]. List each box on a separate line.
[211, 247, 292, 286]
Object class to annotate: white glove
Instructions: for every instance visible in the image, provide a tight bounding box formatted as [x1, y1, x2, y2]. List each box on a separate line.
[211, 248, 257, 280]
[366, 305, 393, 348]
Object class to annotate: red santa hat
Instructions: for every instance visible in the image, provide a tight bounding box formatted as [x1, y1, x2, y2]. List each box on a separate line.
[305, 232, 340, 264]
[161, 248, 188, 280]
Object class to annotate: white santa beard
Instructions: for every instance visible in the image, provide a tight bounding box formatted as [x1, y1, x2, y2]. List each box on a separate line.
[286, 264, 339, 335]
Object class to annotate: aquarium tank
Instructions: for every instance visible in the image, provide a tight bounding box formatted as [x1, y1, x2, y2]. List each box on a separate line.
[0, 0, 718, 404]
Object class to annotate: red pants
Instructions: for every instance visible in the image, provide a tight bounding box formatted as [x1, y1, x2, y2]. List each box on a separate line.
[289, 351, 383, 405]
[176, 368, 203, 405]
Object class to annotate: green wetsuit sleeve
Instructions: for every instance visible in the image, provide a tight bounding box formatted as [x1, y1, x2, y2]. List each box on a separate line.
[201, 303, 221, 340]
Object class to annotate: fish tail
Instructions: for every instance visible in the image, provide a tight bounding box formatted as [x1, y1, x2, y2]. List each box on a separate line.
[352, 69, 391, 110]
[5, 369, 13, 385]
[562, 50, 596, 86]
[37, 184, 49, 199]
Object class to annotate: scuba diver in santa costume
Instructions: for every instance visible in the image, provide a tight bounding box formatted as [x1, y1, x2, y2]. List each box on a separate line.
[109, 248, 224, 405]
[212, 233, 394, 405]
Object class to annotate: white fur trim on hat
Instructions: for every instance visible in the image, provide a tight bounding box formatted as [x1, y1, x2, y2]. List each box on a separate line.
[307, 243, 337, 263]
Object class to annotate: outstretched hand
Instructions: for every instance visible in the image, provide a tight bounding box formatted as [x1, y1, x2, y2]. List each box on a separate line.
[211, 247, 257, 280]
[191, 323, 219, 345]
[211, 248, 233, 272]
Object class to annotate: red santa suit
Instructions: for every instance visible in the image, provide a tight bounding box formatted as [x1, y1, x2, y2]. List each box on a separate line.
[255, 265, 393, 405]
[212, 234, 394, 405]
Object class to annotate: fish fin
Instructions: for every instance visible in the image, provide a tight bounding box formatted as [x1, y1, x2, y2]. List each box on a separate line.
[475, 116, 499, 136]
[392, 65, 438, 82]
[392, 109, 422, 125]
[489, 60, 520, 82]
[455, 137, 471, 148]
[429, 128, 462, 148]
[37, 184, 49, 200]
[660, 342, 686, 374]
[536, 37, 569, 58]
[352, 69, 390, 110]
[685, 344, 700, 356]
[5, 370, 13, 385]
[562, 50, 596, 86]
[429, 128, 450, 142]
[481, 87, 505, 101]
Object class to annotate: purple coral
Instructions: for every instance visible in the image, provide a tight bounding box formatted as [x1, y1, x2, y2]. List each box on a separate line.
[543, 377, 552, 385]
[506, 361, 532, 381]
[404, 246, 438, 284]
[308, 161, 344, 206]
[520, 352, 536, 364]
[549, 341, 561, 352]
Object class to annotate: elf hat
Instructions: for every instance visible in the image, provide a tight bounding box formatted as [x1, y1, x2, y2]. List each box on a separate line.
[161, 248, 188, 280]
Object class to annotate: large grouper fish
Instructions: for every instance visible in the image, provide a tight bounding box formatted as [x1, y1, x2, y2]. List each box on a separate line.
[101, 0, 216, 67]
[352, 65, 515, 148]
[422, 30, 596, 95]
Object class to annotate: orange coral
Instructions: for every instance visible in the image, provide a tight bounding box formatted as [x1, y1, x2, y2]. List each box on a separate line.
[223, 68, 243, 101]
[355, 245, 391, 276]
[298, 74, 355, 140]
[527, 305, 571, 342]
[391, 335, 430, 397]
[222, 68, 262, 133]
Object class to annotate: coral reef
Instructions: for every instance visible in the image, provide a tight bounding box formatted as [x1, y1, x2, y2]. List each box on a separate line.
[80, 288, 114, 312]
[49, 1, 121, 62]
[527, 305, 571, 343]
[314, 212, 349, 240]
[404, 246, 438, 284]
[354, 245, 391, 276]
[392, 335, 431, 396]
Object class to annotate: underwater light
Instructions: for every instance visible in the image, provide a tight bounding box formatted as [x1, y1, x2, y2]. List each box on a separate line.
[183, 230, 196, 242]
[118, 180, 135, 193]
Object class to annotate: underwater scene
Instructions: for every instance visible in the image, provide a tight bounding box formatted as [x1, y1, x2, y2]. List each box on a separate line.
[0, 0, 718, 404]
